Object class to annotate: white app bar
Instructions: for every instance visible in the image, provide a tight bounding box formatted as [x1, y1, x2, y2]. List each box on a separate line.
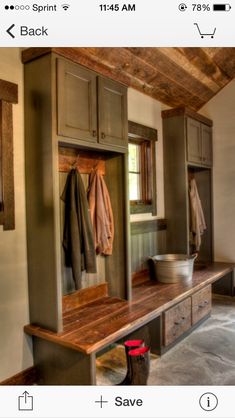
[0, 0, 235, 46]
[0, 386, 234, 417]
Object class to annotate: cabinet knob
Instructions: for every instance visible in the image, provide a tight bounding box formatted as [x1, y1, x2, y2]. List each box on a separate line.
[92, 130, 97, 137]
[174, 316, 185, 326]
[101, 132, 106, 139]
[198, 300, 208, 309]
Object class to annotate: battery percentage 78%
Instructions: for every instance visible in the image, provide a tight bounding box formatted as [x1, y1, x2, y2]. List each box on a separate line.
[192, 4, 211, 11]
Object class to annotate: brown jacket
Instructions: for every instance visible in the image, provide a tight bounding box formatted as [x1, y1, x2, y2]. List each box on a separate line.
[88, 170, 114, 255]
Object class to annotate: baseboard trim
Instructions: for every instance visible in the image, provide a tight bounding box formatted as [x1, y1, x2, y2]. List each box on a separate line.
[132, 269, 149, 286]
[0, 366, 38, 385]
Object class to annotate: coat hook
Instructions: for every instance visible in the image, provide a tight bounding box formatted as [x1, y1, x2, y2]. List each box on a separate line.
[71, 154, 80, 169]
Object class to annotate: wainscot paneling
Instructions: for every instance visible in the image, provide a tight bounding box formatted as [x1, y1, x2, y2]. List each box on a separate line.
[131, 219, 167, 274]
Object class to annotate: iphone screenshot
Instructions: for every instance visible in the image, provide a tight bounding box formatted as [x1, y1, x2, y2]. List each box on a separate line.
[0, 1, 235, 417]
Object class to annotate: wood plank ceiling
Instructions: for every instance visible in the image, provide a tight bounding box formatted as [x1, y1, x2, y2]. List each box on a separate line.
[79, 47, 235, 111]
[23, 47, 235, 111]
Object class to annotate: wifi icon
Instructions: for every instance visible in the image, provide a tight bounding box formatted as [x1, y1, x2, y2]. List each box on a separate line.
[61, 4, 70, 11]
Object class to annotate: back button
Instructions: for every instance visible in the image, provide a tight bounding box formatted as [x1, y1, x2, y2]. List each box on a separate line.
[6, 24, 15, 38]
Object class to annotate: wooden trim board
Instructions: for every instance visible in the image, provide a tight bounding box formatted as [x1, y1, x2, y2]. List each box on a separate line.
[59, 147, 106, 175]
[128, 120, 158, 142]
[162, 107, 213, 127]
[0, 367, 38, 385]
[0, 79, 18, 104]
[63, 283, 108, 313]
[131, 218, 167, 235]
[0, 100, 15, 230]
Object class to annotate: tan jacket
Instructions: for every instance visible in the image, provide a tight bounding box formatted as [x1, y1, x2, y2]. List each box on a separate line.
[189, 178, 207, 251]
[88, 170, 114, 255]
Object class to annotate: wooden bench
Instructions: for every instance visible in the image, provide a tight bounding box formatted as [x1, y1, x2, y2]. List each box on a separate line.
[24, 262, 235, 384]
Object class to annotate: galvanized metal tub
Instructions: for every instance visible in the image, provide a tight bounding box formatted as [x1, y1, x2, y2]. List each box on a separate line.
[148, 254, 197, 284]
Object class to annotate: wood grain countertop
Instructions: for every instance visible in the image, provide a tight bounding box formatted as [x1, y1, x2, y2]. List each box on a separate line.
[24, 262, 235, 355]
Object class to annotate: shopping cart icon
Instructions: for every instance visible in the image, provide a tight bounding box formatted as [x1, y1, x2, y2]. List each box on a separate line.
[194, 23, 216, 38]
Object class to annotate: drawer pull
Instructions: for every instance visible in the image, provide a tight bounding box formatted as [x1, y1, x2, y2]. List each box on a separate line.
[174, 316, 185, 326]
[92, 130, 97, 137]
[198, 300, 209, 309]
[101, 132, 106, 139]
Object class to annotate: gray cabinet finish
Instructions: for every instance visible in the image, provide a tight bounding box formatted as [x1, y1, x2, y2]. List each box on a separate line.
[57, 59, 128, 151]
[24, 54, 63, 332]
[201, 124, 213, 166]
[187, 118, 201, 164]
[57, 60, 97, 143]
[98, 77, 128, 148]
[24, 52, 130, 334]
[187, 117, 212, 167]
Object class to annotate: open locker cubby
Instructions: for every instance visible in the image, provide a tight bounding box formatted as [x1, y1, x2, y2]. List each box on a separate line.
[188, 166, 213, 264]
[58, 145, 130, 299]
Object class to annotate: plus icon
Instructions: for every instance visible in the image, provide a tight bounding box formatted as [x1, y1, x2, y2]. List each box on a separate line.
[95, 395, 109, 408]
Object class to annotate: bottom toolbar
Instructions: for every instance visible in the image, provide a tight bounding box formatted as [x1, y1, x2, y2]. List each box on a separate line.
[0, 386, 234, 417]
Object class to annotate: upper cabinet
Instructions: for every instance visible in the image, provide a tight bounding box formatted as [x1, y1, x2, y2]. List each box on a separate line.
[57, 59, 128, 151]
[187, 117, 212, 167]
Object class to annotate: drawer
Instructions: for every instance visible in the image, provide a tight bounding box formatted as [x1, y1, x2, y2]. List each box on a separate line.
[192, 285, 211, 325]
[163, 297, 191, 346]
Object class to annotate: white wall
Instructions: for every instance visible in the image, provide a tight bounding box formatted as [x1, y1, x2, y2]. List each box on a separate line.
[0, 48, 33, 381]
[128, 88, 165, 220]
[201, 80, 235, 262]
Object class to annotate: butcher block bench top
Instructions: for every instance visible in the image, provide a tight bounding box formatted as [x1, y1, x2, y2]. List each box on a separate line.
[24, 262, 234, 355]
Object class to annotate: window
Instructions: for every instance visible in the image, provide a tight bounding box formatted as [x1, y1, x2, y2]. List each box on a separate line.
[128, 121, 157, 215]
[129, 142, 141, 200]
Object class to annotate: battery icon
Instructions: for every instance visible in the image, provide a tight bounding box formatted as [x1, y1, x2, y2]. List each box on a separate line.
[213, 4, 231, 10]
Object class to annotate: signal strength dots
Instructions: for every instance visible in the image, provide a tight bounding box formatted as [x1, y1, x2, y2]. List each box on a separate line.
[61, 4, 70, 11]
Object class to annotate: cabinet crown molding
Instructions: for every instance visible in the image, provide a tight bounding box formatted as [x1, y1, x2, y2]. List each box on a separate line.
[162, 107, 213, 127]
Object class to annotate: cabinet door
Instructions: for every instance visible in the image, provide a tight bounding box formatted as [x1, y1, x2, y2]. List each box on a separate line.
[201, 124, 213, 166]
[187, 118, 202, 164]
[192, 285, 211, 325]
[98, 77, 128, 149]
[57, 59, 97, 142]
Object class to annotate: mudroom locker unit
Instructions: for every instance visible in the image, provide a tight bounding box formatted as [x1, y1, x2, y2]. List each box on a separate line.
[162, 107, 213, 265]
[23, 50, 131, 334]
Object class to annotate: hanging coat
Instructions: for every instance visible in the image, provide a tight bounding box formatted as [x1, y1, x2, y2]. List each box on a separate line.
[61, 169, 97, 289]
[87, 169, 114, 255]
[189, 178, 207, 252]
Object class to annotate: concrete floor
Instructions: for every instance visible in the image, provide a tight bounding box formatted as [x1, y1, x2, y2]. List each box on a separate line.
[96, 295, 235, 385]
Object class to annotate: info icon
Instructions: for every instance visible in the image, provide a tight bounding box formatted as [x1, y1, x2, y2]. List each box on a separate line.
[178, 3, 187, 11]
[199, 392, 218, 411]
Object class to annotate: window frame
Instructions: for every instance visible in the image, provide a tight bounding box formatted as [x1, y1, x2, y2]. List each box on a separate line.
[128, 121, 158, 215]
